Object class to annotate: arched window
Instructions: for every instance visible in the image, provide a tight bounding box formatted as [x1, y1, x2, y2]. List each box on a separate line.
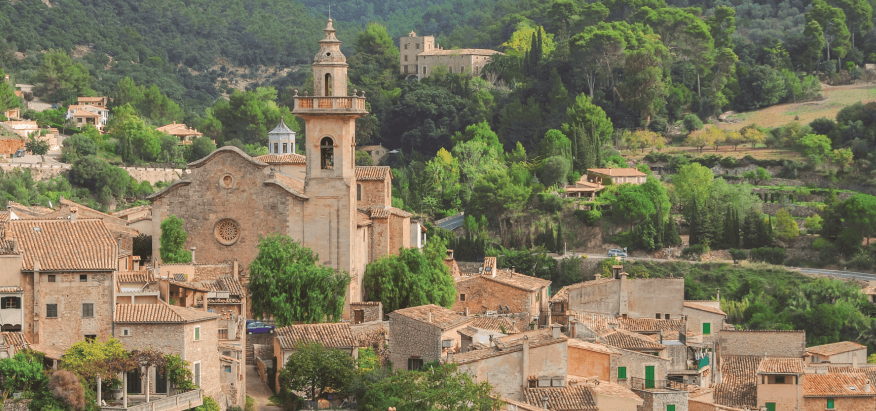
[324, 73, 332, 96]
[320, 137, 334, 170]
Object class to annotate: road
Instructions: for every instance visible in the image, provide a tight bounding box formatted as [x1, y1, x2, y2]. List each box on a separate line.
[794, 267, 876, 282]
[245, 365, 275, 410]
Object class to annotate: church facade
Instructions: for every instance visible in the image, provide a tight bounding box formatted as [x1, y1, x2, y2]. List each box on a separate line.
[148, 19, 411, 310]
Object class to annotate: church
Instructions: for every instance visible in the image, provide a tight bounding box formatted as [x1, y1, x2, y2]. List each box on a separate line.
[148, 19, 414, 309]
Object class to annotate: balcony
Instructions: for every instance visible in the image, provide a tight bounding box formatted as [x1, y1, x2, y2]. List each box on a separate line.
[629, 377, 684, 391]
[100, 389, 203, 411]
[291, 94, 368, 115]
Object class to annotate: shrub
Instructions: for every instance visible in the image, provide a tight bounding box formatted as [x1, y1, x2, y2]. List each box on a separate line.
[719, 156, 737, 168]
[682, 244, 709, 261]
[682, 114, 703, 132]
[648, 117, 669, 134]
[848, 251, 875, 271]
[574, 209, 602, 226]
[749, 247, 787, 265]
[836, 228, 863, 257]
[49, 370, 85, 411]
[729, 248, 748, 264]
[538, 192, 565, 213]
[804, 215, 823, 233]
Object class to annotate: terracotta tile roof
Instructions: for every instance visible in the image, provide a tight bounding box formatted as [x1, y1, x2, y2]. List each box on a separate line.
[467, 317, 522, 334]
[804, 370, 875, 397]
[220, 355, 238, 363]
[551, 286, 570, 303]
[114, 303, 220, 323]
[807, 341, 867, 357]
[369, 208, 389, 219]
[599, 329, 664, 351]
[570, 312, 619, 332]
[0, 287, 23, 293]
[390, 304, 470, 329]
[112, 205, 152, 218]
[1, 332, 29, 350]
[351, 301, 382, 307]
[356, 211, 372, 227]
[351, 321, 389, 345]
[118, 271, 154, 283]
[757, 357, 804, 374]
[359, 145, 385, 151]
[567, 338, 615, 355]
[684, 301, 728, 316]
[462, 270, 552, 292]
[714, 356, 762, 408]
[451, 329, 566, 364]
[276, 323, 356, 350]
[201, 276, 244, 296]
[618, 318, 684, 333]
[155, 122, 202, 137]
[254, 153, 307, 165]
[10, 218, 117, 271]
[168, 280, 209, 292]
[589, 380, 644, 403]
[419, 48, 502, 57]
[355, 166, 392, 181]
[265, 173, 307, 199]
[524, 386, 597, 411]
[77, 96, 107, 102]
[587, 168, 647, 177]
[58, 198, 126, 222]
[6, 201, 55, 215]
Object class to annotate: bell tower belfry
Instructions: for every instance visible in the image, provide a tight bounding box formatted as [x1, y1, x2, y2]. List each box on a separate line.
[292, 19, 368, 312]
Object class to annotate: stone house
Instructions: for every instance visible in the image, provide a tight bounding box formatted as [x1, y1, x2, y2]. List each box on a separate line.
[598, 328, 667, 358]
[112, 205, 154, 237]
[453, 263, 551, 325]
[805, 341, 868, 365]
[567, 337, 671, 390]
[388, 304, 472, 370]
[398, 31, 501, 79]
[458, 316, 522, 352]
[4, 120, 38, 138]
[557, 273, 685, 320]
[586, 168, 648, 185]
[349, 301, 383, 324]
[113, 303, 231, 406]
[802, 369, 875, 411]
[156, 122, 203, 145]
[43, 198, 140, 257]
[718, 330, 806, 358]
[682, 301, 727, 344]
[755, 357, 805, 411]
[5, 217, 117, 350]
[66, 100, 109, 132]
[273, 322, 358, 388]
[148, 23, 413, 316]
[77, 96, 108, 107]
[563, 178, 604, 200]
[357, 144, 388, 165]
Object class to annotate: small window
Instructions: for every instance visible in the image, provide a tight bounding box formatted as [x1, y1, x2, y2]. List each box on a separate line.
[357, 184, 362, 201]
[121, 328, 131, 337]
[775, 375, 786, 384]
[80, 274, 87, 282]
[225, 365, 232, 373]
[46, 304, 58, 318]
[408, 358, 423, 371]
[664, 314, 670, 319]
[2, 297, 19, 309]
[827, 398, 835, 409]
[194, 362, 201, 387]
[617, 366, 627, 380]
[48, 275, 56, 282]
[194, 326, 201, 341]
[85, 335, 96, 342]
[273, 143, 278, 154]
[404, 55, 408, 62]
[282, 143, 288, 154]
[666, 405, 675, 411]
[416, 43, 420, 49]
[656, 313, 661, 319]
[460, 294, 466, 301]
[703, 322, 711, 335]
[82, 303, 94, 318]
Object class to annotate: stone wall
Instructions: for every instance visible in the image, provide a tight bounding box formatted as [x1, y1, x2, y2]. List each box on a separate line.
[25, 271, 114, 349]
[802, 396, 875, 411]
[252, 343, 273, 361]
[689, 399, 744, 411]
[0, 138, 25, 157]
[388, 315, 442, 370]
[718, 330, 805, 357]
[452, 276, 534, 316]
[634, 389, 688, 411]
[349, 302, 382, 323]
[761, 203, 820, 218]
[614, 349, 671, 389]
[0, 163, 180, 184]
[185, 320, 222, 403]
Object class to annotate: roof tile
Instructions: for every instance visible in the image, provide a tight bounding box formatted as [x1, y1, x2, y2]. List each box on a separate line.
[254, 153, 307, 165]
[10, 219, 117, 271]
[714, 355, 762, 408]
[390, 304, 469, 329]
[355, 166, 392, 181]
[524, 386, 597, 411]
[114, 303, 220, 323]
[807, 341, 867, 357]
[684, 301, 728, 316]
[599, 329, 665, 350]
[756, 357, 804, 374]
[276, 323, 356, 349]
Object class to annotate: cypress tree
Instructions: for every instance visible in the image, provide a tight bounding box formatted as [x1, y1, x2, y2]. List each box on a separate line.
[556, 222, 564, 254]
[665, 218, 681, 246]
[689, 195, 702, 246]
[545, 223, 556, 252]
[654, 206, 665, 248]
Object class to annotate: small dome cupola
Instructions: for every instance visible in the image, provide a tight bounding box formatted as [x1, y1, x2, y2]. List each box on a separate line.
[268, 119, 297, 154]
[314, 18, 346, 64]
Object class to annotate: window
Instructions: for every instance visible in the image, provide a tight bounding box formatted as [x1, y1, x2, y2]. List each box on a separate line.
[617, 366, 627, 380]
[82, 303, 94, 318]
[703, 322, 711, 335]
[2, 297, 19, 309]
[765, 403, 775, 411]
[656, 313, 661, 319]
[80, 274, 87, 282]
[282, 143, 288, 154]
[320, 137, 334, 169]
[416, 44, 420, 49]
[664, 314, 670, 319]
[775, 375, 786, 384]
[324, 73, 332, 96]
[48, 275, 55, 282]
[46, 304, 58, 318]
[224, 366, 232, 373]
[408, 358, 423, 371]
[194, 362, 201, 387]
[85, 335, 96, 342]
[194, 326, 201, 341]
[666, 405, 675, 411]
[404, 44, 409, 50]
[121, 328, 131, 337]
[404, 55, 408, 62]
[460, 294, 466, 301]
[273, 143, 278, 154]
[357, 184, 362, 201]
[827, 398, 835, 409]
[215, 219, 241, 246]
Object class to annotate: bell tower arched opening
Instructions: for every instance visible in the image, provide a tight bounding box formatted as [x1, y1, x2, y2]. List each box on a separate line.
[320, 137, 334, 169]
[325, 73, 332, 96]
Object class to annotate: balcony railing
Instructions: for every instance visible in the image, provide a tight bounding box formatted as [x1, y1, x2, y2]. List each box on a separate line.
[629, 377, 683, 391]
[292, 96, 367, 113]
[101, 389, 203, 411]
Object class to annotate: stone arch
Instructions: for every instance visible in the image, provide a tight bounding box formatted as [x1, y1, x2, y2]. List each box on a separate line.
[320, 137, 334, 169]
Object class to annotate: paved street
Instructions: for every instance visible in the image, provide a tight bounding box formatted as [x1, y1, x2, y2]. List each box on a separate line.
[246, 365, 275, 410]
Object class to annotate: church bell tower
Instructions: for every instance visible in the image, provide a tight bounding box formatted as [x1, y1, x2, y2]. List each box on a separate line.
[292, 19, 368, 309]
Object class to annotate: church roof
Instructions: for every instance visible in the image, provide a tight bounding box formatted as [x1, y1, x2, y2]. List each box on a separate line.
[264, 174, 308, 200]
[187, 146, 268, 169]
[255, 153, 306, 165]
[269, 119, 296, 135]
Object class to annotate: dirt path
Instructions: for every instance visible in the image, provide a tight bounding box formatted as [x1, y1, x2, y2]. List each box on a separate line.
[246, 365, 275, 410]
[15, 84, 52, 112]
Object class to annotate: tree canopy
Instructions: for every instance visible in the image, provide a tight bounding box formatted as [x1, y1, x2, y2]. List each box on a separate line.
[363, 239, 456, 313]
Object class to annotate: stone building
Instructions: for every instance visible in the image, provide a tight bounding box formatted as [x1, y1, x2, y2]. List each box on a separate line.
[357, 144, 388, 165]
[453, 257, 552, 325]
[586, 168, 648, 185]
[682, 301, 727, 344]
[272, 322, 358, 388]
[349, 301, 383, 324]
[113, 303, 229, 405]
[148, 20, 412, 314]
[399, 31, 501, 79]
[155, 122, 204, 145]
[805, 341, 868, 365]
[555, 272, 685, 320]
[388, 304, 472, 370]
[5, 217, 118, 350]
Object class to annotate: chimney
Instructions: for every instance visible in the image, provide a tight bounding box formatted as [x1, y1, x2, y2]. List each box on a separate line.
[541, 396, 548, 410]
[716, 287, 721, 304]
[69, 207, 77, 222]
[659, 329, 663, 344]
[854, 352, 859, 369]
[427, 310, 432, 323]
[190, 247, 196, 263]
[866, 380, 872, 392]
[608, 167, 612, 175]
[464, 307, 469, 317]
[551, 323, 561, 339]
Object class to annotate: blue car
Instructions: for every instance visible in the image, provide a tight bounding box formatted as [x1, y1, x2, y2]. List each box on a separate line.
[607, 249, 628, 258]
[246, 321, 275, 334]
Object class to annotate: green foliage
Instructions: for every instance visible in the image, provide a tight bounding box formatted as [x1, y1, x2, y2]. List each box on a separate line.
[33, 50, 94, 103]
[249, 234, 350, 325]
[205, 87, 298, 147]
[742, 167, 771, 185]
[62, 338, 131, 383]
[359, 363, 503, 411]
[795, 134, 832, 165]
[278, 342, 356, 401]
[189, 137, 217, 162]
[575, 209, 602, 226]
[25, 136, 50, 156]
[600, 257, 622, 278]
[363, 239, 455, 313]
[682, 244, 709, 261]
[166, 354, 196, 391]
[498, 247, 558, 281]
[356, 150, 374, 166]
[0, 69, 20, 113]
[729, 248, 748, 264]
[682, 114, 703, 132]
[774, 208, 799, 240]
[749, 247, 787, 264]
[112, 77, 183, 124]
[842, 194, 876, 244]
[62, 134, 99, 162]
[159, 216, 192, 264]
[0, 351, 47, 394]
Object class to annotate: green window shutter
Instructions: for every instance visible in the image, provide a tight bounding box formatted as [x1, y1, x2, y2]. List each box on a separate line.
[827, 398, 835, 409]
[667, 405, 675, 411]
[618, 367, 627, 379]
[703, 322, 711, 335]
[766, 403, 776, 411]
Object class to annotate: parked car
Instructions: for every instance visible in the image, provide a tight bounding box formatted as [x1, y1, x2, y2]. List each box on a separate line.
[245, 320, 275, 334]
[14, 149, 25, 158]
[607, 249, 628, 258]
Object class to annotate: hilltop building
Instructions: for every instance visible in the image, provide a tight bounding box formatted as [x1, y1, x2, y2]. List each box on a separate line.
[399, 31, 501, 80]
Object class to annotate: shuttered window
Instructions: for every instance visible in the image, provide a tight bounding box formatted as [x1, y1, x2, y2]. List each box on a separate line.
[617, 367, 627, 380]
[827, 398, 835, 409]
[703, 322, 711, 335]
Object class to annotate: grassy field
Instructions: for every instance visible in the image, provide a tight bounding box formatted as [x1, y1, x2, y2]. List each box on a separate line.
[717, 83, 876, 131]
